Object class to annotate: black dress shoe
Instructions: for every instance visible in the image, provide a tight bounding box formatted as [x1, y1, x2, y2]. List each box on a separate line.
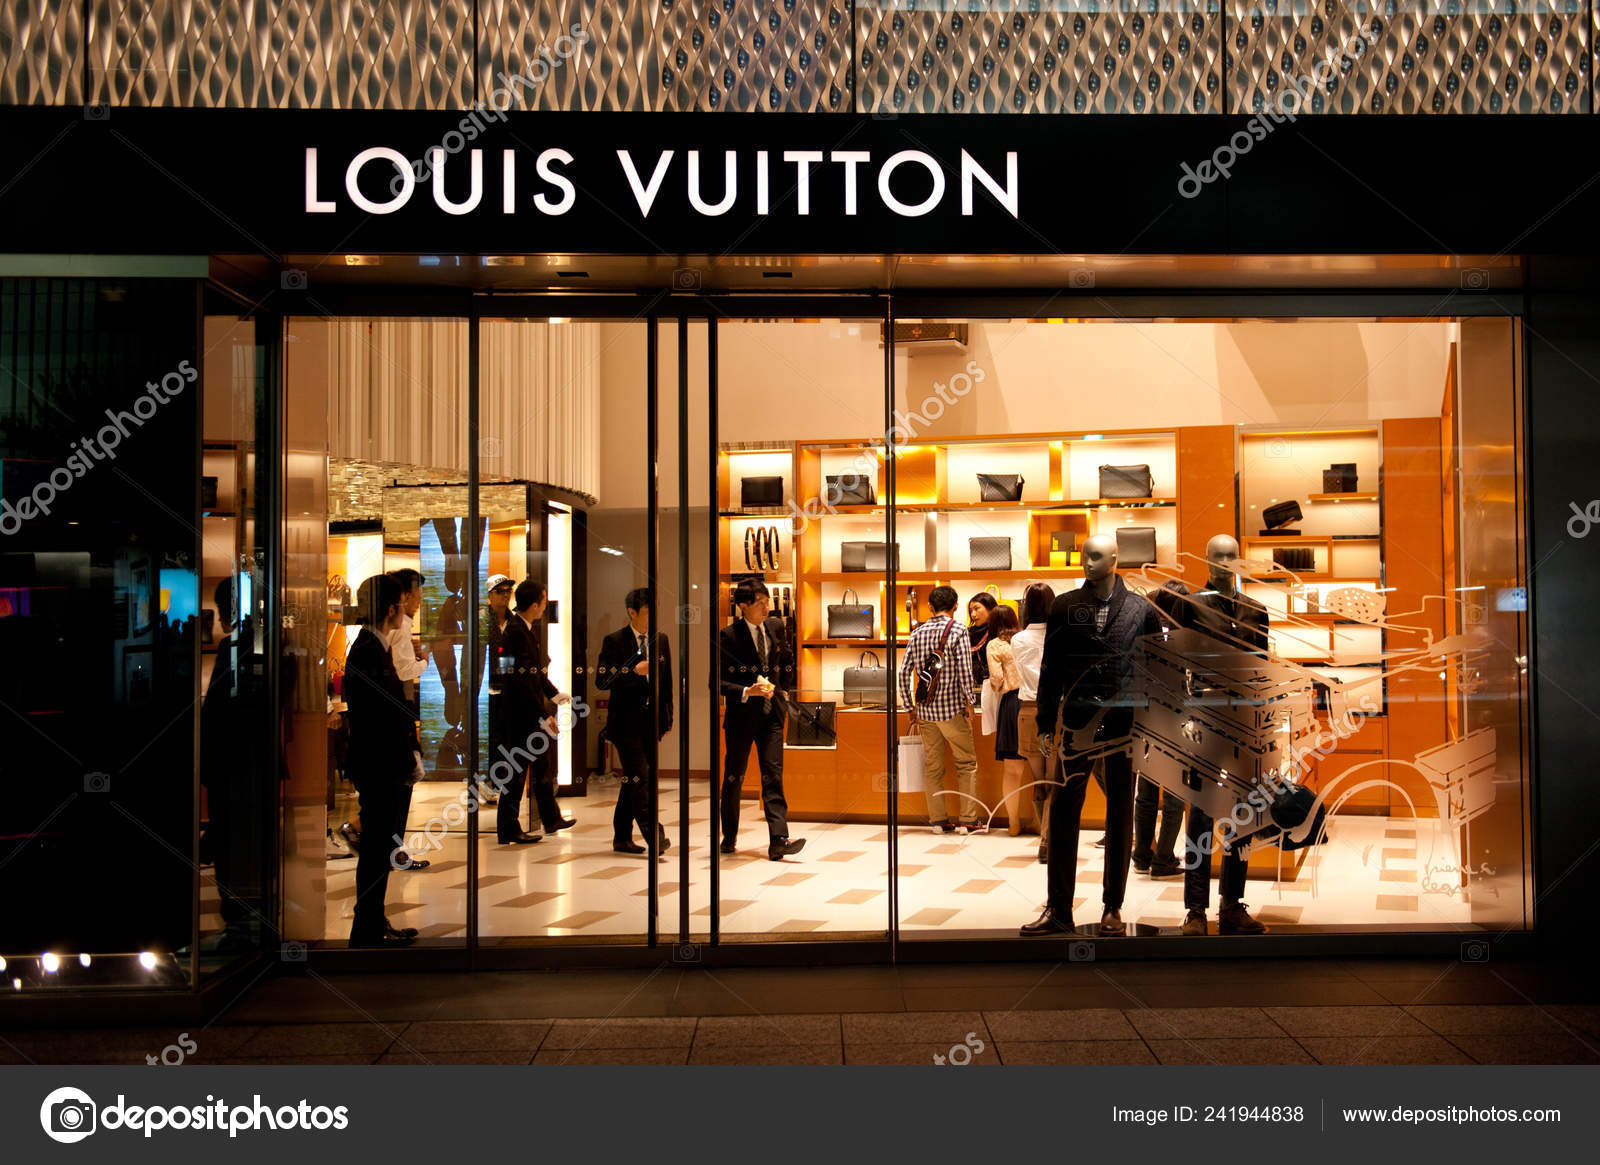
[384, 924, 420, 940]
[767, 837, 806, 861]
[1020, 906, 1075, 936]
[1148, 859, 1183, 879]
[655, 831, 671, 856]
[502, 832, 543, 845]
[613, 839, 646, 854]
[350, 932, 414, 948]
[545, 817, 578, 832]
[395, 856, 431, 871]
[338, 822, 361, 852]
[720, 839, 737, 854]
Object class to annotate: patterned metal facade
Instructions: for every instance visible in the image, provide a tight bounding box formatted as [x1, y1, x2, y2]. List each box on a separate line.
[478, 0, 853, 111]
[856, 2, 1224, 114]
[1228, 1, 1590, 115]
[0, 1, 1588, 111]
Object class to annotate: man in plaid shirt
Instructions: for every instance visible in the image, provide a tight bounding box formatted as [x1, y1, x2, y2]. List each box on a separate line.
[898, 586, 980, 833]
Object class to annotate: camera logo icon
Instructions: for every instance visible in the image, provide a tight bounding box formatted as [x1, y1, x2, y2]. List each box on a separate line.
[83, 772, 111, 793]
[676, 604, 701, 625]
[672, 942, 702, 964]
[40, 1086, 97, 1143]
[1068, 939, 1096, 963]
[1460, 939, 1491, 964]
[1069, 269, 1096, 289]
[82, 103, 109, 122]
[671, 267, 702, 291]
[280, 268, 308, 290]
[1460, 268, 1489, 291]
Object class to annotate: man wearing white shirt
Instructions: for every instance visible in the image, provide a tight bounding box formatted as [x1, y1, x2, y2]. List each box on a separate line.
[386, 569, 431, 871]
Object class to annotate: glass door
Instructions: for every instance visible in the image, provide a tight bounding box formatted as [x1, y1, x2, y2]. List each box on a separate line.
[702, 305, 895, 949]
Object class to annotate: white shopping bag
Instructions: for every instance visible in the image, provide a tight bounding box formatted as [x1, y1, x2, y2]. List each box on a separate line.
[897, 734, 925, 793]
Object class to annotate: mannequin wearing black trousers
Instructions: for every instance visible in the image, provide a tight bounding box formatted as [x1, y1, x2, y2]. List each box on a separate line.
[1172, 535, 1270, 936]
[1024, 534, 1161, 937]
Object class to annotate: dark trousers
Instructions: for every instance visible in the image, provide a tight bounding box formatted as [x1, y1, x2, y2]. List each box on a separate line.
[722, 709, 788, 842]
[612, 736, 661, 846]
[352, 779, 404, 940]
[1133, 776, 1184, 866]
[1184, 806, 1249, 911]
[497, 752, 562, 838]
[1045, 709, 1135, 916]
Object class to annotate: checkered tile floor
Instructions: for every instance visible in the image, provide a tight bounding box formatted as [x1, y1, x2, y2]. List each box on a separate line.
[201, 778, 1476, 943]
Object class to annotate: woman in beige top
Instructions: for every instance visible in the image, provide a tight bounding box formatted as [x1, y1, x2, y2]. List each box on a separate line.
[984, 607, 1027, 835]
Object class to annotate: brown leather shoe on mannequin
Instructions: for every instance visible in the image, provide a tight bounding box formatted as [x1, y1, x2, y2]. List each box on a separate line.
[1218, 901, 1268, 935]
[1020, 906, 1074, 936]
[1097, 907, 1126, 937]
[1180, 909, 1208, 936]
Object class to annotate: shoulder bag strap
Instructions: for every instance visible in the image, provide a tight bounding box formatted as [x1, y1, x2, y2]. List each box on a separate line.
[841, 588, 858, 605]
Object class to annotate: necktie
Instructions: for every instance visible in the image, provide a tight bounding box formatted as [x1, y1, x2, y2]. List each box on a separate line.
[755, 623, 772, 713]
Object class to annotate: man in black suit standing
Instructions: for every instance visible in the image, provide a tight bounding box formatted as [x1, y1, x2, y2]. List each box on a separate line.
[498, 579, 576, 843]
[597, 587, 672, 856]
[344, 573, 419, 947]
[719, 579, 805, 861]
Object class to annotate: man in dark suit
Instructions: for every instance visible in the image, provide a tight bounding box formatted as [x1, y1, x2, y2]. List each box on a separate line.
[597, 588, 673, 856]
[1024, 534, 1162, 938]
[497, 579, 576, 843]
[719, 579, 805, 861]
[344, 574, 420, 947]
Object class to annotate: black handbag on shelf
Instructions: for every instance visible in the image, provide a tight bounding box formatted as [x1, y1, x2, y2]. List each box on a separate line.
[1261, 499, 1304, 532]
[740, 475, 783, 507]
[842, 651, 890, 706]
[1272, 546, 1316, 572]
[1098, 464, 1154, 498]
[1115, 526, 1157, 567]
[841, 541, 899, 572]
[824, 475, 876, 506]
[976, 473, 1025, 502]
[826, 589, 875, 638]
[968, 535, 1013, 571]
[783, 696, 838, 749]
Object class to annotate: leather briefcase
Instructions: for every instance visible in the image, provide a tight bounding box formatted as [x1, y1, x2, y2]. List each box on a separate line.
[976, 473, 1024, 501]
[841, 541, 899, 572]
[826, 589, 875, 638]
[1098, 464, 1153, 498]
[1322, 463, 1357, 493]
[968, 535, 1013, 571]
[1261, 499, 1303, 530]
[1116, 526, 1156, 567]
[843, 650, 889, 706]
[824, 475, 876, 506]
[783, 698, 838, 748]
[740, 475, 783, 507]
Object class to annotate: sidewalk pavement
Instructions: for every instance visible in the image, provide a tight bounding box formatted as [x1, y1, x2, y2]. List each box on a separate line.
[4, 956, 1597, 1066]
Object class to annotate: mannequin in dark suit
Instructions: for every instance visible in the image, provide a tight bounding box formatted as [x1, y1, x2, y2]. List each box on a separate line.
[597, 588, 672, 855]
[498, 579, 575, 842]
[718, 579, 805, 861]
[1171, 534, 1270, 936]
[1024, 534, 1162, 938]
[344, 574, 419, 947]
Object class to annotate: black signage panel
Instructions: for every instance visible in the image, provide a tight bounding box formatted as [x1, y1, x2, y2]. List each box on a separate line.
[0, 108, 1596, 259]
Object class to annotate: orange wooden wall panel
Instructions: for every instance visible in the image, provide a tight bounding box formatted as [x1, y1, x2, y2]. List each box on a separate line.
[1177, 425, 1238, 587]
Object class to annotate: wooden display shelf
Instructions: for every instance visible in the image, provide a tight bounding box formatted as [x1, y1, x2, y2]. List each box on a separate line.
[719, 507, 793, 517]
[803, 638, 889, 648]
[1307, 492, 1379, 503]
[801, 498, 1175, 515]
